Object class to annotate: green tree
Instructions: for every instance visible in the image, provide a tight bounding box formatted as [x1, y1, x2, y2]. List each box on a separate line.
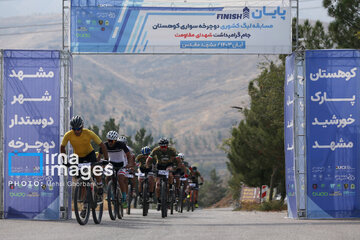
[294, 19, 333, 50]
[323, 0, 360, 48]
[100, 117, 120, 140]
[225, 61, 285, 201]
[199, 169, 226, 207]
[88, 124, 100, 152]
[127, 128, 155, 155]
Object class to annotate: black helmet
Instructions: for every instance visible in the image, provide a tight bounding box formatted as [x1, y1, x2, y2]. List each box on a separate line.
[70, 115, 84, 129]
[192, 166, 197, 171]
[158, 137, 169, 146]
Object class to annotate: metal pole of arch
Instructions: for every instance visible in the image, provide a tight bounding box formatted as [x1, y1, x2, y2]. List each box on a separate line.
[294, 49, 306, 218]
[59, 50, 72, 219]
[296, 0, 299, 49]
[0, 50, 4, 219]
[62, 0, 70, 51]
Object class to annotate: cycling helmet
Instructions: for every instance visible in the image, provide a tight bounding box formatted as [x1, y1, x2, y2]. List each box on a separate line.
[141, 146, 151, 155]
[192, 166, 197, 171]
[106, 131, 118, 141]
[70, 115, 84, 129]
[158, 137, 169, 146]
[118, 135, 127, 144]
[178, 153, 185, 160]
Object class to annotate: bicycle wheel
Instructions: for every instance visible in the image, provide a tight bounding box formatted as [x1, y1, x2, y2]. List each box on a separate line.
[127, 184, 132, 215]
[161, 180, 167, 218]
[187, 192, 191, 212]
[170, 186, 175, 215]
[74, 182, 90, 225]
[191, 192, 194, 212]
[116, 187, 123, 219]
[92, 184, 104, 224]
[107, 180, 117, 220]
[134, 188, 138, 209]
[179, 186, 184, 213]
[142, 181, 149, 216]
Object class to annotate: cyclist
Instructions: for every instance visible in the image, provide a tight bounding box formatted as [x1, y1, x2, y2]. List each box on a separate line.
[117, 135, 137, 205]
[60, 116, 109, 216]
[97, 130, 132, 209]
[182, 160, 191, 197]
[135, 146, 155, 201]
[173, 153, 187, 198]
[189, 166, 204, 208]
[145, 137, 183, 210]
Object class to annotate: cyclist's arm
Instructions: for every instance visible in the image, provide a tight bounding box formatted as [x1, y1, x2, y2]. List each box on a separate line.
[175, 156, 186, 173]
[97, 152, 102, 162]
[126, 151, 135, 167]
[145, 156, 153, 169]
[99, 142, 109, 161]
[198, 172, 204, 183]
[60, 145, 66, 154]
[60, 131, 70, 154]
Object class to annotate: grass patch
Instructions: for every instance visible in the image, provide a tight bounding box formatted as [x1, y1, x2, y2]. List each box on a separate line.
[234, 200, 287, 212]
[258, 200, 287, 211]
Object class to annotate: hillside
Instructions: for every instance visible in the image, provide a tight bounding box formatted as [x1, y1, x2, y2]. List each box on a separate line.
[0, 14, 264, 176]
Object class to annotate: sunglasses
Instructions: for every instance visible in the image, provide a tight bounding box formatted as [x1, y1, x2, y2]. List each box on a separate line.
[160, 145, 168, 148]
[72, 127, 82, 131]
[108, 140, 116, 143]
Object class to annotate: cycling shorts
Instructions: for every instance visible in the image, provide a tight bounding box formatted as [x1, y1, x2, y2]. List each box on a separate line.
[156, 163, 173, 171]
[173, 168, 182, 176]
[78, 150, 97, 163]
[110, 161, 124, 175]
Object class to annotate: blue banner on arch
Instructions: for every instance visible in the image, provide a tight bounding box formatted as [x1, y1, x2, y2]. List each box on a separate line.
[306, 49, 360, 218]
[3, 50, 61, 219]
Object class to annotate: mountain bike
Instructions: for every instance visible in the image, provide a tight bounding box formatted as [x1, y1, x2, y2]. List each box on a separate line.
[107, 165, 123, 220]
[73, 162, 104, 225]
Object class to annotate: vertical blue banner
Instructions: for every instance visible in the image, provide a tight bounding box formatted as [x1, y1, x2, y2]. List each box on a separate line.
[285, 53, 296, 218]
[306, 50, 360, 218]
[3, 50, 61, 219]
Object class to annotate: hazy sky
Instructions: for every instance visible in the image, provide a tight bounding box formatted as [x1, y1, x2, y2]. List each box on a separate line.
[0, 0, 333, 22]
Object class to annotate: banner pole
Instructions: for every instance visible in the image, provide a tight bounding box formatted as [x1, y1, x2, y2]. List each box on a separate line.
[0, 50, 4, 219]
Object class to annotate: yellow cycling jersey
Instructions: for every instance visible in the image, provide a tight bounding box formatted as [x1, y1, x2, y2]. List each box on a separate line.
[61, 128, 102, 157]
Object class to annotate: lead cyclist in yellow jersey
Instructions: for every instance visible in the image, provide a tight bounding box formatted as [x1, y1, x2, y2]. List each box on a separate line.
[60, 116, 109, 192]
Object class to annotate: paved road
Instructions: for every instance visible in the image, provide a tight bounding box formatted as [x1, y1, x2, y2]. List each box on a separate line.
[1, 208, 360, 240]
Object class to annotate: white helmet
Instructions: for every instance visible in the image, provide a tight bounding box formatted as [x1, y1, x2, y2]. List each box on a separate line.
[106, 131, 118, 141]
[118, 135, 127, 144]
[178, 153, 185, 160]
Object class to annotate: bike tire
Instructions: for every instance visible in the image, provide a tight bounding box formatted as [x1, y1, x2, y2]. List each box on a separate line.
[92, 184, 103, 224]
[142, 181, 149, 216]
[74, 183, 90, 225]
[107, 181, 116, 221]
[161, 180, 167, 218]
[187, 193, 190, 212]
[116, 187, 123, 219]
[127, 184, 132, 215]
[134, 189, 138, 209]
[191, 192, 194, 212]
[179, 186, 184, 213]
[170, 186, 174, 215]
